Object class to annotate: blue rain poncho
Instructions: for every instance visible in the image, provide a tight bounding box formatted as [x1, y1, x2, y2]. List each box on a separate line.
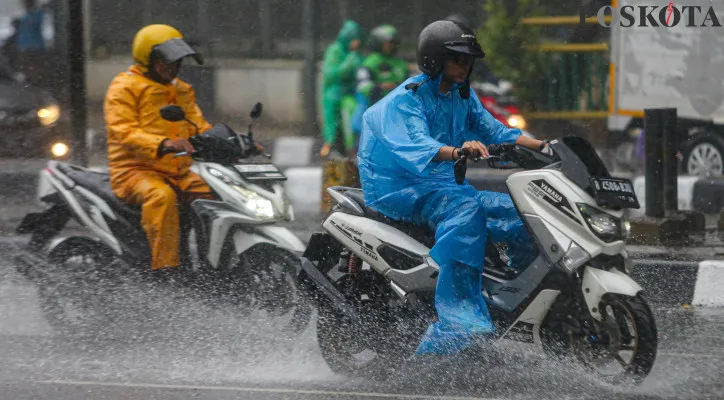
[357, 73, 535, 355]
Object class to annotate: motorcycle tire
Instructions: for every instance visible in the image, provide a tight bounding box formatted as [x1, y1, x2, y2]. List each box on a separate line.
[541, 293, 657, 385]
[316, 300, 395, 379]
[39, 240, 120, 336]
[224, 244, 312, 334]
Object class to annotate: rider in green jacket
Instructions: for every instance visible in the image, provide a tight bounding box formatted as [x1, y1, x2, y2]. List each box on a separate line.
[320, 20, 364, 158]
[357, 24, 409, 105]
[351, 25, 409, 136]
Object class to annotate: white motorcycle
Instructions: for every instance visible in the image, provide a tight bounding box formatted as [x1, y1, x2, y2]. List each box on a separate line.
[15, 103, 310, 333]
[297, 136, 656, 384]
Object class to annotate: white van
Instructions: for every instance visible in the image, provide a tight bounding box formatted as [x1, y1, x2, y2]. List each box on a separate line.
[607, 0, 724, 176]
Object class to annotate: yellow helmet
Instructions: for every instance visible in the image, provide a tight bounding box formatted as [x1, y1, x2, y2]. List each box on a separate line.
[132, 24, 203, 67]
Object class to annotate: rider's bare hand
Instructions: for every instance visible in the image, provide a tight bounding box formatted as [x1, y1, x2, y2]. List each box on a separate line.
[461, 141, 489, 159]
[163, 138, 196, 153]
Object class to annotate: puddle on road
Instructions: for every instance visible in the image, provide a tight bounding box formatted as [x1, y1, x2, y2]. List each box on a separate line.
[1, 251, 723, 399]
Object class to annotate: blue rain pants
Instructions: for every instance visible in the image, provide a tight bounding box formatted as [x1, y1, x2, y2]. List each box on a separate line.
[412, 185, 535, 355]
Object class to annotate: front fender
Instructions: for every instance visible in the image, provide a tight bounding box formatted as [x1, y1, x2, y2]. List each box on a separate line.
[233, 225, 306, 257]
[47, 236, 118, 262]
[581, 266, 643, 321]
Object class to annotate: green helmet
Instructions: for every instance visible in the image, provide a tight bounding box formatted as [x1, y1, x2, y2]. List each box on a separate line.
[368, 24, 399, 53]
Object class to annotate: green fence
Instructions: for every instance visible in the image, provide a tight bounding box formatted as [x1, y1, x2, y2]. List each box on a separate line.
[522, 17, 610, 120]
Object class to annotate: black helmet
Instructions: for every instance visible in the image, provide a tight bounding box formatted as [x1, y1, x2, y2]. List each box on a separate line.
[444, 13, 473, 29]
[416, 20, 485, 78]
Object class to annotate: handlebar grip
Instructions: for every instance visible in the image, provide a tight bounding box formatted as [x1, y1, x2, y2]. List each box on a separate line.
[487, 144, 503, 156]
[159, 147, 175, 155]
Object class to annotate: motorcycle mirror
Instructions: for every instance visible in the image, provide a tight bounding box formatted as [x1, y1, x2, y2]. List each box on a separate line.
[250, 102, 263, 120]
[160, 105, 186, 122]
[454, 158, 467, 185]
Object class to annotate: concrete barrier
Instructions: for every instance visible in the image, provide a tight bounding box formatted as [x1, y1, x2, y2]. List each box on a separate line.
[630, 175, 724, 216]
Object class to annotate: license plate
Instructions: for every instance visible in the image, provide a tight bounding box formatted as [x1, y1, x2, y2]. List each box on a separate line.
[590, 177, 640, 209]
[234, 164, 280, 173]
[591, 177, 635, 194]
[234, 163, 286, 181]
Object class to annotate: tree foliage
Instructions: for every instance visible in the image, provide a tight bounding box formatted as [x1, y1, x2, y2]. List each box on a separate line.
[478, 0, 548, 109]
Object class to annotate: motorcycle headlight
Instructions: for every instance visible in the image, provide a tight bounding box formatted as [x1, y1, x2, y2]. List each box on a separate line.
[507, 114, 526, 130]
[207, 167, 277, 219]
[38, 105, 60, 126]
[577, 203, 627, 243]
[232, 186, 276, 219]
[50, 141, 69, 157]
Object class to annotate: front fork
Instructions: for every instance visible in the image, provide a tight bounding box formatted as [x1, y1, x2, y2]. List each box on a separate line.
[558, 266, 643, 349]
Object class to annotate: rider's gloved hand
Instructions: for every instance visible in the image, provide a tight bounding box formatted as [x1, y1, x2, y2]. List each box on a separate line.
[461, 141, 489, 159]
[161, 138, 196, 154]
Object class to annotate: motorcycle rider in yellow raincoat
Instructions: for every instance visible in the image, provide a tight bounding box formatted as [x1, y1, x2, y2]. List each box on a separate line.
[104, 24, 215, 274]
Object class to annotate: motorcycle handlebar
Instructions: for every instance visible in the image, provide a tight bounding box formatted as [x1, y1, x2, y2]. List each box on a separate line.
[457, 143, 507, 160]
[487, 144, 505, 156]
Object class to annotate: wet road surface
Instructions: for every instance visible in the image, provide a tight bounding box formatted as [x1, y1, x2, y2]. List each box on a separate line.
[1, 238, 723, 400]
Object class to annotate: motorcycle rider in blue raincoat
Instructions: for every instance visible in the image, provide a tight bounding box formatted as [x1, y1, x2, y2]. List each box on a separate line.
[358, 20, 550, 356]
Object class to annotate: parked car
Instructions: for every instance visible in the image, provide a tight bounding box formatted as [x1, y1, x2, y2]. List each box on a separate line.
[0, 55, 69, 158]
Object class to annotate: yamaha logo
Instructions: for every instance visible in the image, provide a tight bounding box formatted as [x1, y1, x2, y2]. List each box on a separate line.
[461, 34, 476, 39]
[540, 182, 563, 203]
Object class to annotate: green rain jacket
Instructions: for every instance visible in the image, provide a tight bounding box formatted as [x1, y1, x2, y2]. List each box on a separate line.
[321, 20, 364, 101]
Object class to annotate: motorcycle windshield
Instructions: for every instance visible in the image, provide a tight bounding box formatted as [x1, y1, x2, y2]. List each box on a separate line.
[202, 123, 237, 141]
[551, 137, 639, 210]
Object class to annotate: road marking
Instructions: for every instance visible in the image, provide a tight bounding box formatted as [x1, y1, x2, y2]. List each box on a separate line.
[693, 261, 724, 307]
[37, 380, 512, 400]
[659, 352, 724, 359]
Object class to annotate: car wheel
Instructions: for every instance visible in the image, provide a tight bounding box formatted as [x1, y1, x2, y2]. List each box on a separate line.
[683, 133, 724, 177]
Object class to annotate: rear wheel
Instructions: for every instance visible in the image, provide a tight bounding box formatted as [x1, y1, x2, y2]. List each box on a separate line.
[316, 297, 428, 379]
[541, 294, 657, 385]
[39, 241, 120, 335]
[316, 301, 396, 378]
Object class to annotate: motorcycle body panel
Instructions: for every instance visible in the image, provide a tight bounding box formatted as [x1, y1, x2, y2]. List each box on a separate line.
[506, 169, 626, 258]
[499, 289, 561, 345]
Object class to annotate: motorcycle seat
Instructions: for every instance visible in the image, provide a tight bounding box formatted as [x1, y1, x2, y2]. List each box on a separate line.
[342, 189, 436, 248]
[55, 163, 142, 220]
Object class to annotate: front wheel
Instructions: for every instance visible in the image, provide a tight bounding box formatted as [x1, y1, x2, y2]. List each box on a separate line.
[221, 244, 312, 333]
[541, 294, 657, 385]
